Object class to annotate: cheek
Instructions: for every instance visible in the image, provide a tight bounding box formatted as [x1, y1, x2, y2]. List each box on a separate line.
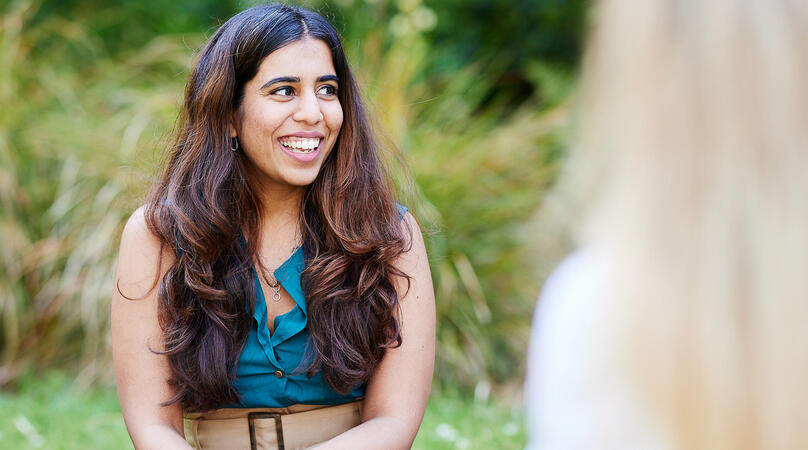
[244, 103, 285, 136]
[326, 103, 344, 136]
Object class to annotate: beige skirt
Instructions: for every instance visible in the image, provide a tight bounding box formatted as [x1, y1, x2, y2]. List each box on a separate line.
[183, 399, 364, 450]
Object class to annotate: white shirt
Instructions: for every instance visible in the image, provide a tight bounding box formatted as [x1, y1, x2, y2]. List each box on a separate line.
[524, 250, 667, 450]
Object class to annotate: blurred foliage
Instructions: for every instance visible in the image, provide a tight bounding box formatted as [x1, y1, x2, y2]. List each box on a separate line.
[0, 0, 199, 385]
[0, 0, 582, 394]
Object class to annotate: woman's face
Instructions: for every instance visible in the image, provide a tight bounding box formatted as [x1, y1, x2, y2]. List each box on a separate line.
[234, 38, 343, 191]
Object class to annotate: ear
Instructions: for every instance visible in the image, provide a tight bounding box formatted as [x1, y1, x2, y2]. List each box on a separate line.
[230, 110, 240, 138]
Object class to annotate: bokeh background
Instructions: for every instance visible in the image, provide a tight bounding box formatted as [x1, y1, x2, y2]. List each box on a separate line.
[0, 0, 588, 447]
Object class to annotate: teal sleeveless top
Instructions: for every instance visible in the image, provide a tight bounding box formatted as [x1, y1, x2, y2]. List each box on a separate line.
[230, 204, 407, 407]
[231, 245, 364, 407]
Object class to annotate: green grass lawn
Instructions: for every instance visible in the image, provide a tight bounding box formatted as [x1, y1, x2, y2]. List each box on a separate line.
[0, 372, 525, 449]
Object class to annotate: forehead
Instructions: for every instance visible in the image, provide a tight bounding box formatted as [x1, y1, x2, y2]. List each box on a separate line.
[257, 38, 335, 77]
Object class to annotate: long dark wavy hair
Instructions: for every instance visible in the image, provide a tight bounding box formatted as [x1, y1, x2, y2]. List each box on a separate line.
[141, 3, 411, 412]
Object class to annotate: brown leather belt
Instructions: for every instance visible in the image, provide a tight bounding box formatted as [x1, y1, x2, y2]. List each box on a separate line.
[183, 399, 363, 450]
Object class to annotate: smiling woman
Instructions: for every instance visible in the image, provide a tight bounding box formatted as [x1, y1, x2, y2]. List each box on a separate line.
[110, 4, 435, 450]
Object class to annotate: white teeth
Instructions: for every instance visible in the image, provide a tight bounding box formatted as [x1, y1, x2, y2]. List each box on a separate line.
[280, 137, 321, 152]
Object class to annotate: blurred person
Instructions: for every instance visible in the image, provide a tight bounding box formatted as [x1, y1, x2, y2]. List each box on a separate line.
[526, 0, 808, 449]
[110, 4, 435, 449]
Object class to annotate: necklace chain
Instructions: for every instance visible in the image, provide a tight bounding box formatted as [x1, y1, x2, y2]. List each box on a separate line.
[260, 240, 301, 303]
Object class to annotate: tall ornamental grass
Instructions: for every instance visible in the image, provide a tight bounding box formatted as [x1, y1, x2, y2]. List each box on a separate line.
[0, 0, 571, 394]
[0, 0, 194, 386]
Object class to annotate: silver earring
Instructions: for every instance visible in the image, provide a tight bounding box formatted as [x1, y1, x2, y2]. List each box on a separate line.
[231, 137, 239, 152]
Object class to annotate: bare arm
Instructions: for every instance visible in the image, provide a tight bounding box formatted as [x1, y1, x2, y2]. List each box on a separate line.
[111, 207, 191, 449]
[312, 212, 437, 449]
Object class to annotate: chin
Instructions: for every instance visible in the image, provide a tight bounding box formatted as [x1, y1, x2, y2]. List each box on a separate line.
[284, 171, 322, 187]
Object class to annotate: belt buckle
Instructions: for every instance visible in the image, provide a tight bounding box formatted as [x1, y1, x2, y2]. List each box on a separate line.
[247, 411, 284, 450]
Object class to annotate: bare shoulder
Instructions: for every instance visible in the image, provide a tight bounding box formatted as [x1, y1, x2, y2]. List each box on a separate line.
[402, 210, 422, 241]
[120, 206, 161, 253]
[116, 205, 173, 300]
[395, 211, 429, 277]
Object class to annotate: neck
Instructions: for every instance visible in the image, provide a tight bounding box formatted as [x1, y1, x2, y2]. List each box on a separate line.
[252, 180, 305, 252]
[243, 164, 307, 258]
[254, 187, 304, 283]
[242, 162, 305, 223]
[258, 185, 303, 221]
[256, 186, 303, 238]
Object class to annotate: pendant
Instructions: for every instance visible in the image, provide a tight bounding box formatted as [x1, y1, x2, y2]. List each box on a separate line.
[269, 280, 282, 302]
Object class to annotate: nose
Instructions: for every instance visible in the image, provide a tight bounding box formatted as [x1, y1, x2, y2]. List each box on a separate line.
[293, 91, 323, 125]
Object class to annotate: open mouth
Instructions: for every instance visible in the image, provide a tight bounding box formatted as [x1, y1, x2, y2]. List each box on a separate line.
[279, 137, 321, 153]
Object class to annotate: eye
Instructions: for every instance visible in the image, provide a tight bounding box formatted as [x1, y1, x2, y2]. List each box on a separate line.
[270, 86, 295, 96]
[317, 84, 338, 96]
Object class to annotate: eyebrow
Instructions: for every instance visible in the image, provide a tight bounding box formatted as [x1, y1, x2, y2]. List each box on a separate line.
[260, 75, 340, 90]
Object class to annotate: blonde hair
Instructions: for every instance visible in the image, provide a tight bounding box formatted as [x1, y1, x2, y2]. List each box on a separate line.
[567, 0, 808, 448]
